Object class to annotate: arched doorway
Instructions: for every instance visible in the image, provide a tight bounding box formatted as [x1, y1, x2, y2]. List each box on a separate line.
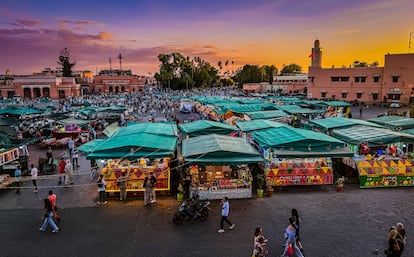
[42, 88, 50, 98]
[23, 88, 31, 98]
[109, 86, 113, 93]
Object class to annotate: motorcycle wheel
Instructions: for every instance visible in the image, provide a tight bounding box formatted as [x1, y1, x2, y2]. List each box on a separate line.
[173, 213, 185, 225]
[198, 209, 209, 221]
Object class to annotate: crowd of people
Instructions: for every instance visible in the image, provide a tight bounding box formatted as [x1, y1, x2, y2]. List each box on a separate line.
[252, 208, 304, 257]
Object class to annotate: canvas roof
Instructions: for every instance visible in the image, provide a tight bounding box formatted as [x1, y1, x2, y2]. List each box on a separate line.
[0, 107, 41, 115]
[275, 105, 326, 115]
[178, 120, 237, 137]
[311, 101, 351, 108]
[236, 120, 286, 132]
[182, 134, 263, 164]
[309, 117, 383, 132]
[252, 126, 351, 157]
[77, 139, 106, 153]
[244, 110, 288, 120]
[57, 118, 94, 127]
[331, 125, 414, 146]
[368, 115, 414, 130]
[84, 133, 177, 159]
[113, 122, 178, 137]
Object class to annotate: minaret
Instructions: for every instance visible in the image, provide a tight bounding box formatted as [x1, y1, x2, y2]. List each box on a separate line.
[311, 39, 322, 67]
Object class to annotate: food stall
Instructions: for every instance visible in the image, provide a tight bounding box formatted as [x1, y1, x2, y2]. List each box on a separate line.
[100, 158, 171, 193]
[330, 125, 414, 187]
[252, 126, 353, 186]
[182, 134, 263, 199]
[78, 122, 178, 196]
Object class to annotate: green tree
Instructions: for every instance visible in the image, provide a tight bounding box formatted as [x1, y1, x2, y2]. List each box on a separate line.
[353, 60, 368, 67]
[57, 47, 76, 77]
[233, 64, 263, 86]
[263, 65, 278, 84]
[280, 63, 302, 75]
[155, 53, 219, 89]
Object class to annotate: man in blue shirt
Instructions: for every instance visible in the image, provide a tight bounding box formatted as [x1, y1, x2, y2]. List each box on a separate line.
[14, 165, 22, 194]
[218, 196, 236, 233]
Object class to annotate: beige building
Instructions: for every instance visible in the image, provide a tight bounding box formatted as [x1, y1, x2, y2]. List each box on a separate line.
[307, 40, 414, 105]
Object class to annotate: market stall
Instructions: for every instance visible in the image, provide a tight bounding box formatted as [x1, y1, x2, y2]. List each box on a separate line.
[79, 122, 178, 195]
[252, 126, 353, 186]
[100, 158, 171, 193]
[182, 134, 263, 199]
[330, 124, 414, 182]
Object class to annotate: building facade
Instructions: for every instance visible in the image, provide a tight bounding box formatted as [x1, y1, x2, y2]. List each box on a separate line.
[307, 40, 414, 105]
[11, 75, 80, 99]
[243, 74, 308, 95]
[92, 75, 145, 94]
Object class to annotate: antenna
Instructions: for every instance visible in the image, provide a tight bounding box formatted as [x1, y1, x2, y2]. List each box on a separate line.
[409, 32, 413, 53]
[118, 53, 122, 72]
[109, 57, 112, 74]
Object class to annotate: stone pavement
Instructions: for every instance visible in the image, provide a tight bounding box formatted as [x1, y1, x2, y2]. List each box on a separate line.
[0, 166, 413, 257]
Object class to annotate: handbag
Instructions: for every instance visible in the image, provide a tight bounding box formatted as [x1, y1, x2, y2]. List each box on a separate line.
[287, 243, 293, 256]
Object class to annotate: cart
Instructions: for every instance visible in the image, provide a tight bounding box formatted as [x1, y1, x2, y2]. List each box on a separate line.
[38, 157, 57, 174]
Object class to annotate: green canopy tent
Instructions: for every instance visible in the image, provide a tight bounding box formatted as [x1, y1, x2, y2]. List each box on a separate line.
[331, 125, 414, 146]
[0, 106, 42, 116]
[368, 115, 414, 130]
[84, 133, 178, 160]
[310, 101, 351, 109]
[252, 126, 353, 158]
[113, 122, 178, 137]
[236, 120, 286, 133]
[275, 105, 326, 115]
[182, 134, 263, 164]
[244, 110, 288, 120]
[178, 120, 237, 137]
[309, 117, 383, 132]
[76, 139, 106, 154]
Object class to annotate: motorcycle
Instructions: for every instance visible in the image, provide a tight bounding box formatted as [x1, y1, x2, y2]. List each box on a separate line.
[172, 200, 210, 225]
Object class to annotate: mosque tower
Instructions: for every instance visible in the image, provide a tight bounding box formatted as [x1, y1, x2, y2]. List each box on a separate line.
[310, 39, 322, 67]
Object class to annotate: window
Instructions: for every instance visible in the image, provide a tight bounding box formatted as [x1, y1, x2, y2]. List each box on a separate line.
[354, 77, 366, 83]
[356, 93, 362, 99]
[372, 93, 378, 100]
[331, 76, 350, 82]
[341, 92, 347, 99]
[321, 92, 326, 98]
[392, 76, 399, 83]
[373, 76, 380, 83]
[388, 94, 401, 100]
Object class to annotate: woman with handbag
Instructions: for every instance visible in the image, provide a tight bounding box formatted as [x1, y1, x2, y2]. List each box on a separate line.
[39, 199, 59, 233]
[281, 217, 304, 257]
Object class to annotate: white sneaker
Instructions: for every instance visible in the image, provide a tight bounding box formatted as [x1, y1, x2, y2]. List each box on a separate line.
[218, 229, 225, 233]
[229, 224, 236, 230]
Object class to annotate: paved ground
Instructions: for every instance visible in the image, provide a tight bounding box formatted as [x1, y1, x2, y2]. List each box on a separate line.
[0, 104, 411, 257]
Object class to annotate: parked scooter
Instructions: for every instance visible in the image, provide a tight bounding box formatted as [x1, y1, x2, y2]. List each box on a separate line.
[173, 199, 210, 225]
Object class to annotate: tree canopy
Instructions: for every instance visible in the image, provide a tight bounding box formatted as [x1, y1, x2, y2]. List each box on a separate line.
[154, 53, 219, 90]
[280, 63, 302, 75]
[57, 47, 76, 77]
[233, 64, 278, 86]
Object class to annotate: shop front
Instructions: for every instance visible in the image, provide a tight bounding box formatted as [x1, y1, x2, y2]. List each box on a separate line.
[253, 126, 353, 187]
[182, 134, 263, 200]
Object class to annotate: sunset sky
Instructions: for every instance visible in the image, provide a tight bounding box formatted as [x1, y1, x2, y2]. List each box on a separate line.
[0, 0, 413, 75]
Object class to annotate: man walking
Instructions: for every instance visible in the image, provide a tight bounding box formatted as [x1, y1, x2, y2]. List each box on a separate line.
[14, 164, 22, 193]
[218, 196, 236, 233]
[150, 172, 157, 203]
[30, 164, 38, 193]
[58, 158, 66, 185]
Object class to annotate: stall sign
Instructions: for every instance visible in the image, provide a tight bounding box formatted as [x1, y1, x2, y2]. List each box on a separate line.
[0, 148, 20, 166]
[266, 158, 333, 186]
[102, 165, 170, 192]
[357, 158, 414, 188]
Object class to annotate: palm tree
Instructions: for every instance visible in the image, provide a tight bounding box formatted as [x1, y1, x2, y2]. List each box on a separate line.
[225, 60, 229, 75]
[218, 61, 223, 75]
